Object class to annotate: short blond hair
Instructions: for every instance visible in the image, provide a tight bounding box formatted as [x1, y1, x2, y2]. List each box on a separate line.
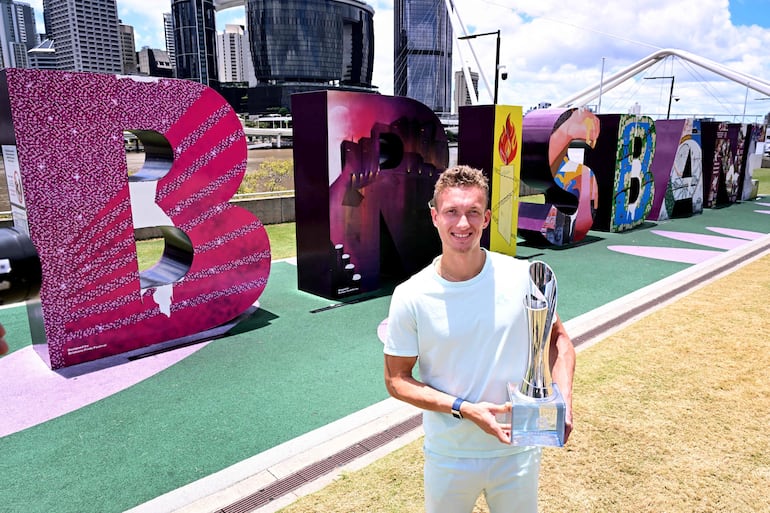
[431, 165, 489, 209]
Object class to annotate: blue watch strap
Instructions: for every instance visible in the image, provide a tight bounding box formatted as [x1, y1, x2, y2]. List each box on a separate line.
[451, 397, 465, 419]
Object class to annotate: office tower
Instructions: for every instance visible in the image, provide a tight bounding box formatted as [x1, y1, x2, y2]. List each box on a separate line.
[27, 37, 56, 69]
[171, 0, 218, 87]
[119, 22, 138, 74]
[42, 0, 123, 73]
[216, 24, 246, 83]
[12, 1, 35, 49]
[0, 0, 38, 68]
[163, 12, 176, 76]
[454, 68, 478, 113]
[137, 47, 173, 78]
[394, 0, 453, 113]
[245, 0, 375, 114]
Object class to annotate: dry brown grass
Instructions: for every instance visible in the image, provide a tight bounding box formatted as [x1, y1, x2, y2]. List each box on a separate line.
[278, 253, 770, 513]
[539, 254, 770, 513]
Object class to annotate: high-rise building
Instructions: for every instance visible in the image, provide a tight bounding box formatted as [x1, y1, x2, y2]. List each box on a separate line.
[170, 0, 374, 112]
[394, 0, 453, 113]
[171, 0, 218, 87]
[454, 68, 478, 113]
[216, 24, 246, 83]
[245, 0, 375, 113]
[0, 0, 38, 68]
[137, 47, 173, 78]
[119, 22, 138, 74]
[12, 1, 35, 49]
[27, 37, 56, 69]
[163, 12, 176, 76]
[42, 0, 123, 73]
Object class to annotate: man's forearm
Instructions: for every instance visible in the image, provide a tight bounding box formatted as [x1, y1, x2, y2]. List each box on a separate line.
[384, 355, 458, 415]
[549, 320, 575, 409]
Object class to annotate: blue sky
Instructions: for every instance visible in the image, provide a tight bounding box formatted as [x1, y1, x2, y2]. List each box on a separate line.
[729, 0, 770, 27]
[24, 0, 770, 119]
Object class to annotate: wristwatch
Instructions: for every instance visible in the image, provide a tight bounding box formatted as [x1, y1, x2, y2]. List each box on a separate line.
[451, 397, 465, 419]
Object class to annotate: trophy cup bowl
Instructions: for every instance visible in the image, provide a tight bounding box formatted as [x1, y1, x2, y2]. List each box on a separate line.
[507, 260, 566, 447]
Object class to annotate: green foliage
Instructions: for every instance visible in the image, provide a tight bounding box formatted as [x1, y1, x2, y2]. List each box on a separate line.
[238, 158, 294, 193]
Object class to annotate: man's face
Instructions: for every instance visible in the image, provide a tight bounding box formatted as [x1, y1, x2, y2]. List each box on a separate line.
[431, 185, 491, 255]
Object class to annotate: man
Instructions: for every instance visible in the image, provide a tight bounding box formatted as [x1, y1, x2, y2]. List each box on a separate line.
[384, 165, 575, 513]
[0, 322, 8, 356]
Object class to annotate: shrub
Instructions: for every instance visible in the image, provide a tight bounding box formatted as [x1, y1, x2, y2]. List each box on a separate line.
[238, 158, 293, 193]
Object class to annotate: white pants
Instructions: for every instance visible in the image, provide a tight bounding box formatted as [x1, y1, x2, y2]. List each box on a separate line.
[424, 448, 542, 513]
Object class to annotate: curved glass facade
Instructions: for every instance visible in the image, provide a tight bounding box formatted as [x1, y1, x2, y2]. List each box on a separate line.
[245, 0, 374, 87]
[394, 0, 452, 113]
[172, 0, 218, 87]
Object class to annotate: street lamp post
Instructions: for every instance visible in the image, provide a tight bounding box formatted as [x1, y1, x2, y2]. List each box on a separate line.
[458, 29, 501, 104]
[644, 75, 675, 119]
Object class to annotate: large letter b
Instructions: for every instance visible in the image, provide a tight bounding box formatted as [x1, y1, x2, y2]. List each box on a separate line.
[0, 69, 270, 369]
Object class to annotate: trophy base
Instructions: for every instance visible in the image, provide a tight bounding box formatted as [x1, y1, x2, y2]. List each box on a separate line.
[507, 382, 565, 447]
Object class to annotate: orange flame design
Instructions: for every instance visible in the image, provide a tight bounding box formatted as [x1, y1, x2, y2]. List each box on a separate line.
[498, 113, 518, 165]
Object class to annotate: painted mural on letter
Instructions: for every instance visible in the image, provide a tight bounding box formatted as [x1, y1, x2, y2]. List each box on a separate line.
[292, 91, 446, 299]
[517, 107, 600, 245]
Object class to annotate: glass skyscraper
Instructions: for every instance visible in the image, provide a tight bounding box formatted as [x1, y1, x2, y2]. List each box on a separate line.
[172, 0, 218, 87]
[394, 0, 453, 113]
[169, 0, 375, 113]
[245, 0, 375, 113]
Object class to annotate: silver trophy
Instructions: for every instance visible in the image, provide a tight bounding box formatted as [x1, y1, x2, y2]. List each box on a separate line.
[507, 260, 566, 447]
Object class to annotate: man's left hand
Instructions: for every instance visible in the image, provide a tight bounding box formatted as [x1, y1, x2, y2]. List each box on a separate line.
[460, 401, 512, 444]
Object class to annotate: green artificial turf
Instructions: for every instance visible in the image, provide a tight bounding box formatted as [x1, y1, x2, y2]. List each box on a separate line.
[1, 262, 393, 513]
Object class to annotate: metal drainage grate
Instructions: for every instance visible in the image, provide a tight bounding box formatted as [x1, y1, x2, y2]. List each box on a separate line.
[217, 413, 422, 513]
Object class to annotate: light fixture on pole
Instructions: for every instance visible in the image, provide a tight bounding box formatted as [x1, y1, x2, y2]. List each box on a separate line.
[458, 29, 502, 104]
[644, 75, 675, 119]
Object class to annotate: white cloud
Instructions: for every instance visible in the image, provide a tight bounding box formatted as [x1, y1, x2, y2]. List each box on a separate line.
[114, 0, 168, 50]
[441, 0, 770, 119]
[371, 0, 394, 95]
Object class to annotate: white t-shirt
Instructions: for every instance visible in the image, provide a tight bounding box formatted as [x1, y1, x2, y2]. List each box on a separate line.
[385, 249, 532, 458]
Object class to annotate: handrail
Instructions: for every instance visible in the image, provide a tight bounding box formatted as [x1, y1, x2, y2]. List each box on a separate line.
[553, 47, 770, 109]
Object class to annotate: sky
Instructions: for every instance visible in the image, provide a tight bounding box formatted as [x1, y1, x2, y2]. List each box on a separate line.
[23, 0, 770, 121]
